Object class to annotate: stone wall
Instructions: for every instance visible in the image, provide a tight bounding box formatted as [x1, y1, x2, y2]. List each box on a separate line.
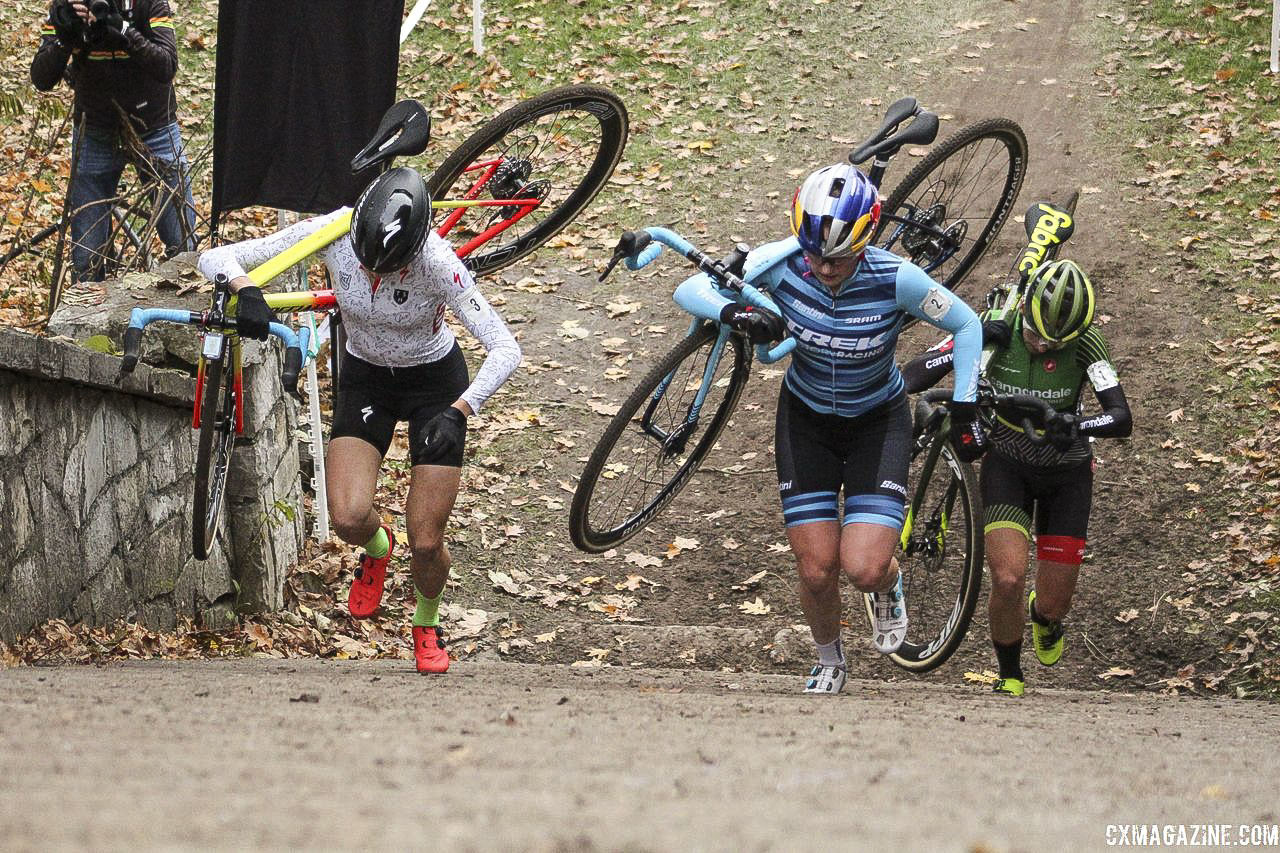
[0, 258, 304, 643]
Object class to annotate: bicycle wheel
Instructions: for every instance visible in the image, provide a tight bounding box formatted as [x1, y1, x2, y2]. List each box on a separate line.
[876, 118, 1027, 304]
[426, 85, 628, 277]
[863, 432, 982, 672]
[191, 346, 237, 560]
[569, 324, 750, 553]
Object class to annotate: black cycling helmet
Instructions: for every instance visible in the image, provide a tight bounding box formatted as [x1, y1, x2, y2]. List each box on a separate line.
[1022, 259, 1095, 343]
[350, 166, 431, 274]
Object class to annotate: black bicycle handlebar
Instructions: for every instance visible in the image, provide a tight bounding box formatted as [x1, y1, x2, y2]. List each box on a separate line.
[921, 389, 1059, 446]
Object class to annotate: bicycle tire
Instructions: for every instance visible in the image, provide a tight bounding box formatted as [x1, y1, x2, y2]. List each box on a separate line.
[426, 84, 628, 277]
[569, 324, 749, 553]
[876, 118, 1027, 308]
[863, 433, 983, 672]
[191, 348, 237, 560]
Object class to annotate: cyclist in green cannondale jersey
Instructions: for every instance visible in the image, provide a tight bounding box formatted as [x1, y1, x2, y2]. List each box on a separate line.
[902, 260, 1132, 696]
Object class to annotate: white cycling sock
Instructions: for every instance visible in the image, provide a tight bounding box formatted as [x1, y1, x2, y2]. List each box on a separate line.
[815, 636, 845, 667]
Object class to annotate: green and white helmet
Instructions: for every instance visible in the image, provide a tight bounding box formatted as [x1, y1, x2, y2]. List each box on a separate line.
[1023, 259, 1095, 343]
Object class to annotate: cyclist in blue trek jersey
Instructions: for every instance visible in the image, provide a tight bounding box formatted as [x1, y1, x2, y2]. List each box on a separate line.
[675, 163, 986, 694]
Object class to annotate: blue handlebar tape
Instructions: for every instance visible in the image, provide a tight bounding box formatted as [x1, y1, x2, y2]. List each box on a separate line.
[626, 242, 663, 270]
[128, 307, 193, 330]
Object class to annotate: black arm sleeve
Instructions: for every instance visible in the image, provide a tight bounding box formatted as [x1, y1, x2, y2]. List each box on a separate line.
[901, 341, 957, 394]
[1078, 383, 1132, 439]
[123, 0, 178, 84]
[31, 33, 73, 91]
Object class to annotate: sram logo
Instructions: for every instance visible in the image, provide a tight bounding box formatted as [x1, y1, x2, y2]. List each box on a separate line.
[1018, 206, 1073, 278]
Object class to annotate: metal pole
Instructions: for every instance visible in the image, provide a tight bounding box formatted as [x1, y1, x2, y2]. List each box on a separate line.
[1272, 0, 1279, 74]
[400, 0, 431, 44]
[276, 210, 330, 542]
[304, 312, 330, 542]
[473, 0, 484, 55]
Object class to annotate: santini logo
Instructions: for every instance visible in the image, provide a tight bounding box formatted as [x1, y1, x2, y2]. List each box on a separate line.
[879, 479, 907, 497]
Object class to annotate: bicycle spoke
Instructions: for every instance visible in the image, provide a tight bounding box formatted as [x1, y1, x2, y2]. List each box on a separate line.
[571, 325, 748, 552]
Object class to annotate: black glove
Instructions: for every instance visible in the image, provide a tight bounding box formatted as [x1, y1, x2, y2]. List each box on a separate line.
[86, 0, 128, 48]
[419, 407, 467, 465]
[1044, 411, 1080, 452]
[948, 400, 988, 463]
[49, 0, 87, 46]
[719, 303, 785, 345]
[234, 286, 277, 341]
[981, 318, 1012, 349]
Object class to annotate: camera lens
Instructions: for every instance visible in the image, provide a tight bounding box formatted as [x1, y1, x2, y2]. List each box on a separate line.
[90, 0, 111, 17]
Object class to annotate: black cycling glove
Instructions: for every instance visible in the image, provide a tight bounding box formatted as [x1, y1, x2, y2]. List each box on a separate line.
[981, 318, 1013, 349]
[948, 400, 988, 463]
[420, 407, 467, 465]
[719, 303, 785, 345]
[234, 286, 277, 341]
[1044, 411, 1080, 452]
[50, 0, 86, 46]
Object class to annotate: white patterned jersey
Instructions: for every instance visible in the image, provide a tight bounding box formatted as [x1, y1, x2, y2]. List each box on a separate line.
[198, 209, 522, 413]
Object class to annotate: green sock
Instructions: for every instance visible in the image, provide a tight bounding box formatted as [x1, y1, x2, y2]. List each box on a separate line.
[363, 526, 389, 559]
[413, 586, 442, 627]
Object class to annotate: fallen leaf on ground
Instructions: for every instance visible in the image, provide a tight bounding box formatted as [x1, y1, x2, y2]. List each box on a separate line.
[625, 552, 663, 568]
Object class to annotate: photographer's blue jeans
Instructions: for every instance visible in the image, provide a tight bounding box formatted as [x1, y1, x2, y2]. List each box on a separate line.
[68, 121, 196, 283]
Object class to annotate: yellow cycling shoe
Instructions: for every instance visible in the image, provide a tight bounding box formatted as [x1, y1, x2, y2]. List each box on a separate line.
[1028, 590, 1065, 666]
[992, 677, 1025, 697]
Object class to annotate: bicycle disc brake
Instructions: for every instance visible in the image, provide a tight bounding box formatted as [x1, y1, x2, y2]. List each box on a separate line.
[902, 203, 967, 267]
[655, 418, 697, 459]
[905, 511, 947, 571]
[488, 179, 549, 225]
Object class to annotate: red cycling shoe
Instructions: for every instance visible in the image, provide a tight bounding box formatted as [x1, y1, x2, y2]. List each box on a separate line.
[413, 625, 449, 674]
[347, 524, 393, 619]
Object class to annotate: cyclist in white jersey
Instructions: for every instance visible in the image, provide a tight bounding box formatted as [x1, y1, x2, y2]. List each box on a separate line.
[198, 167, 521, 674]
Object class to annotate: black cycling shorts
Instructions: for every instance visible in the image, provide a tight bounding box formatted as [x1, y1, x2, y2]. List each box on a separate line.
[981, 451, 1093, 563]
[330, 344, 469, 467]
[774, 384, 911, 530]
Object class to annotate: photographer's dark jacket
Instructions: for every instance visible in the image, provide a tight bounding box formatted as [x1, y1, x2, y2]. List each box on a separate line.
[31, 0, 179, 134]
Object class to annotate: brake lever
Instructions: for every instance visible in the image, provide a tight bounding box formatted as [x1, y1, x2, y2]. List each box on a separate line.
[598, 230, 652, 282]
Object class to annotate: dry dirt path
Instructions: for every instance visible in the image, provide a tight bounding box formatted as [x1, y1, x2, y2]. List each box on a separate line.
[473, 0, 1216, 692]
[4, 659, 1279, 852]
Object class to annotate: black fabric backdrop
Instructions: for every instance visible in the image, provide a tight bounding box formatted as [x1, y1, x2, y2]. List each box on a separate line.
[211, 0, 403, 220]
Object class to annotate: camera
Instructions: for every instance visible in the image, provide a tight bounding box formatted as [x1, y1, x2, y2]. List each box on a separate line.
[90, 0, 115, 19]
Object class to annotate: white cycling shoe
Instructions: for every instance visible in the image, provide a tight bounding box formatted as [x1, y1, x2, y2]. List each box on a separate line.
[803, 664, 847, 695]
[870, 571, 908, 654]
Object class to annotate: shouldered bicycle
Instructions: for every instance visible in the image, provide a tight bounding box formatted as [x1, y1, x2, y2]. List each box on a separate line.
[568, 96, 1026, 554]
[871, 189, 1081, 671]
[119, 85, 628, 560]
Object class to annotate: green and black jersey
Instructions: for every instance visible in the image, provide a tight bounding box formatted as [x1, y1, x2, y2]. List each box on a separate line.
[902, 312, 1132, 468]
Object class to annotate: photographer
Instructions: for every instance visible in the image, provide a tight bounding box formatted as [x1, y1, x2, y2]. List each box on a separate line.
[31, 0, 195, 286]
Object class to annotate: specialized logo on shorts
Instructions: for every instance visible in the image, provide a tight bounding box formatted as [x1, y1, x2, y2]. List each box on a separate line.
[361, 405, 374, 423]
[393, 288, 409, 305]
